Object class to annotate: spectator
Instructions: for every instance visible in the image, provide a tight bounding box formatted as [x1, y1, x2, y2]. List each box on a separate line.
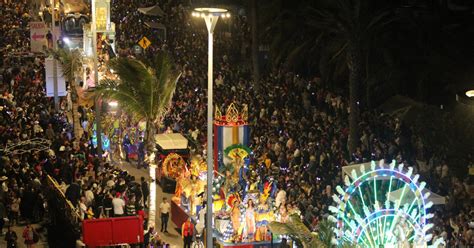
[141, 177, 149, 208]
[125, 195, 136, 216]
[22, 224, 36, 248]
[159, 197, 170, 233]
[5, 226, 18, 248]
[112, 192, 125, 217]
[181, 217, 194, 248]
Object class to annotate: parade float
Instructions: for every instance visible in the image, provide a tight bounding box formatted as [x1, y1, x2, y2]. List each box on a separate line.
[329, 160, 445, 248]
[213, 104, 280, 246]
[168, 103, 281, 247]
[154, 133, 189, 194]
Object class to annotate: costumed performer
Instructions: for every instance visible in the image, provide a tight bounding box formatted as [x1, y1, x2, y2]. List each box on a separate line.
[243, 199, 256, 242]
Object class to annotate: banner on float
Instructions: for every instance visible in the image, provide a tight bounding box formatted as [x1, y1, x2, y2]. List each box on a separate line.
[29, 22, 48, 52]
[45, 57, 67, 97]
[214, 124, 250, 169]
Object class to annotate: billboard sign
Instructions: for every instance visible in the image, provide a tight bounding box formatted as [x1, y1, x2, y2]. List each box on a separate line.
[45, 57, 67, 97]
[29, 22, 48, 52]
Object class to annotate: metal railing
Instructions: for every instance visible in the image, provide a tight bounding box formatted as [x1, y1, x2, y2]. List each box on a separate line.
[45, 175, 82, 225]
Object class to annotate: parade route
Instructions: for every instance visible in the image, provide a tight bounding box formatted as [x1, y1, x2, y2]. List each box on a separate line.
[118, 160, 183, 247]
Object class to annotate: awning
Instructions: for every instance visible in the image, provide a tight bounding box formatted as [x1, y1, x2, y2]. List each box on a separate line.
[155, 133, 188, 150]
[388, 187, 446, 205]
[144, 21, 165, 30]
[138, 4, 165, 17]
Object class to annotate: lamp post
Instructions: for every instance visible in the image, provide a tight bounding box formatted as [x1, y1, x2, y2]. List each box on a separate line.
[466, 90, 474, 98]
[51, 0, 59, 110]
[192, 7, 230, 248]
[456, 89, 474, 105]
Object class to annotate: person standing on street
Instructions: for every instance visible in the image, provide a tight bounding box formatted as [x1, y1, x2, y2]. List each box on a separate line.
[159, 197, 170, 233]
[122, 134, 131, 162]
[181, 217, 194, 248]
[141, 177, 149, 208]
[137, 137, 145, 169]
[22, 224, 36, 248]
[112, 192, 125, 217]
[5, 226, 18, 248]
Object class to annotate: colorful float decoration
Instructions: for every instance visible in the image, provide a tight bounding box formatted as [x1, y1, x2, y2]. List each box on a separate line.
[172, 155, 207, 216]
[162, 153, 186, 179]
[168, 103, 280, 246]
[214, 103, 250, 171]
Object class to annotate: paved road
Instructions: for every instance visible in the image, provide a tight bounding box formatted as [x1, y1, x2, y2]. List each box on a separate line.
[119, 160, 183, 248]
[0, 223, 48, 248]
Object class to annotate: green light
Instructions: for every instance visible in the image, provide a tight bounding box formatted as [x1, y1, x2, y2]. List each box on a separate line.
[332, 162, 433, 247]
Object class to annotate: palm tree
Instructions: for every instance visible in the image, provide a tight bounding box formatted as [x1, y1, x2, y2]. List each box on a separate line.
[268, 214, 325, 247]
[261, 0, 396, 153]
[94, 52, 181, 150]
[317, 219, 337, 247]
[269, 216, 354, 248]
[306, 0, 396, 154]
[53, 48, 84, 139]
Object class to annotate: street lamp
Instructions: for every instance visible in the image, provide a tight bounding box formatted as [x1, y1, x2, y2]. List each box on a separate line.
[466, 90, 474, 98]
[192, 7, 229, 248]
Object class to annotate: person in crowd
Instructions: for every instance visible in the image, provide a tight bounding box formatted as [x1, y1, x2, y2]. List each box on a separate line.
[137, 137, 145, 169]
[181, 217, 194, 248]
[112, 192, 125, 217]
[159, 197, 171, 233]
[22, 224, 36, 248]
[9, 193, 20, 226]
[5, 226, 18, 248]
[141, 177, 149, 208]
[79, 196, 88, 220]
[125, 195, 136, 216]
[122, 134, 131, 162]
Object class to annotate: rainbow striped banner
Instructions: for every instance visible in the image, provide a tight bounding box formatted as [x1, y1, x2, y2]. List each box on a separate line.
[213, 124, 250, 170]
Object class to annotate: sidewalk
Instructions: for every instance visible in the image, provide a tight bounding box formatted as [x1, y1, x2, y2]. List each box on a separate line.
[119, 160, 183, 247]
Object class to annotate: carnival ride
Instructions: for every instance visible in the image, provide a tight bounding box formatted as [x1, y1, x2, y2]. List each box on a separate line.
[329, 160, 445, 248]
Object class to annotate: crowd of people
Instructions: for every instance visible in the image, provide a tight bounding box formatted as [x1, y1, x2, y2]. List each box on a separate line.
[0, 0, 472, 247]
[0, 0, 161, 247]
[111, 0, 473, 247]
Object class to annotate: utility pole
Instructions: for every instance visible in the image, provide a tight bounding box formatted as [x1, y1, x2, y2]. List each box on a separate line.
[92, 0, 103, 158]
[51, 0, 59, 110]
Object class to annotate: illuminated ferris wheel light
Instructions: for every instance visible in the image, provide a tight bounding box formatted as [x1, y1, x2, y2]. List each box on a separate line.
[329, 160, 444, 247]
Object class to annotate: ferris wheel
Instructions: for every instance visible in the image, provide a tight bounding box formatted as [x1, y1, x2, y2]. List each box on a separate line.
[328, 160, 444, 247]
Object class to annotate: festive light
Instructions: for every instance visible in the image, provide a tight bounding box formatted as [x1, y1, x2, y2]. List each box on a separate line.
[329, 160, 443, 247]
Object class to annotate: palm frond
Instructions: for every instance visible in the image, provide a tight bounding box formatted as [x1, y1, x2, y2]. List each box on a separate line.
[94, 51, 180, 147]
[95, 78, 148, 118]
[317, 219, 335, 247]
[269, 214, 326, 248]
[51, 48, 84, 84]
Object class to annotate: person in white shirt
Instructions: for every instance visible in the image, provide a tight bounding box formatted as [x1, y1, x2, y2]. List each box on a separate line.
[84, 186, 95, 206]
[112, 193, 126, 217]
[79, 196, 87, 220]
[159, 197, 171, 233]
